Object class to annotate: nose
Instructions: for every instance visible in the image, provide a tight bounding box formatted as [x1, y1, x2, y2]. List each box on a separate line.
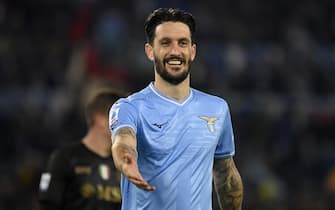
[169, 43, 181, 56]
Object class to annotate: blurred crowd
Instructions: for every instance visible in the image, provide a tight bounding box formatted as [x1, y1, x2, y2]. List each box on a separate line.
[1, 0, 335, 209]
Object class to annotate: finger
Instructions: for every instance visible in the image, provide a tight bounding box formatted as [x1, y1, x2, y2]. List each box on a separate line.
[143, 185, 156, 191]
[140, 184, 156, 191]
[131, 179, 156, 191]
[127, 176, 147, 185]
[135, 182, 156, 191]
[126, 176, 156, 191]
[125, 167, 146, 180]
[127, 174, 146, 183]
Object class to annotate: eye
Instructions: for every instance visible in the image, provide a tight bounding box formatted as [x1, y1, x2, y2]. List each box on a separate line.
[179, 39, 189, 47]
[160, 39, 170, 46]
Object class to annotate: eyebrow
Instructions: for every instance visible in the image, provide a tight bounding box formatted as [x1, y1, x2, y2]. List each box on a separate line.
[158, 37, 191, 42]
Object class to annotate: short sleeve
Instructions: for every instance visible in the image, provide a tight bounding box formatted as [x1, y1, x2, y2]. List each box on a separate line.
[109, 98, 138, 142]
[215, 104, 235, 159]
[38, 149, 69, 209]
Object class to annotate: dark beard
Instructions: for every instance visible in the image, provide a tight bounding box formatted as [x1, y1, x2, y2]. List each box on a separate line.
[154, 56, 192, 85]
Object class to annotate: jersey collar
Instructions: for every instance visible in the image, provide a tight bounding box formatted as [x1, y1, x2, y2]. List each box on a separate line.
[149, 82, 193, 106]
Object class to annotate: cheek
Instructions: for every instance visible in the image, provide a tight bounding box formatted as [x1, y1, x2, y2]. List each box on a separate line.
[154, 52, 165, 62]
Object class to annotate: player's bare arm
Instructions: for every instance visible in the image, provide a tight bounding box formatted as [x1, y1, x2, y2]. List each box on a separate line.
[112, 127, 156, 191]
[213, 157, 243, 210]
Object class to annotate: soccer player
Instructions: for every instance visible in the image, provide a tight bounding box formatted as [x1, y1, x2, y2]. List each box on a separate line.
[109, 8, 243, 210]
[38, 89, 123, 210]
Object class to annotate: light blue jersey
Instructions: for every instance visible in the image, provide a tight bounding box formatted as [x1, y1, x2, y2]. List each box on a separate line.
[109, 82, 235, 210]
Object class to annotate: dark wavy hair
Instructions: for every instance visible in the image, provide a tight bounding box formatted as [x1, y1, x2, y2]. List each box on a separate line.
[144, 8, 196, 45]
[85, 89, 124, 128]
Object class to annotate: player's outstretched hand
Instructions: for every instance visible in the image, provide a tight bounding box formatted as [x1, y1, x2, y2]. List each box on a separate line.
[121, 153, 156, 191]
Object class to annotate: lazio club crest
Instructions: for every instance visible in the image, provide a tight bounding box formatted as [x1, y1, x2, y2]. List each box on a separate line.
[199, 116, 218, 133]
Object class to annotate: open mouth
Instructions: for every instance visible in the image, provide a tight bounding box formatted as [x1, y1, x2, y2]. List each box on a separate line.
[164, 57, 185, 66]
[167, 60, 182, 65]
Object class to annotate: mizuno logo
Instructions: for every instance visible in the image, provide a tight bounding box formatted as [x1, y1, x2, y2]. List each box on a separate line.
[199, 116, 218, 133]
[152, 123, 165, 128]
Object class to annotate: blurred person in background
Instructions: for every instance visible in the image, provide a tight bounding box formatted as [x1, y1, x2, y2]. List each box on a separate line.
[38, 89, 124, 210]
[109, 8, 243, 210]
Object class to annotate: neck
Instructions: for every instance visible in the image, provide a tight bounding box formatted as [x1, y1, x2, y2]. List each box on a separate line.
[154, 75, 190, 101]
[82, 128, 111, 158]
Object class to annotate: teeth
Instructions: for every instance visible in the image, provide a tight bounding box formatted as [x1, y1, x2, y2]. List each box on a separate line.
[167, 60, 182, 65]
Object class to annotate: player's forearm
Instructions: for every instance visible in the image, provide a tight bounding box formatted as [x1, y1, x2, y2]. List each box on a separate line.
[213, 158, 243, 210]
[111, 127, 137, 172]
[112, 142, 138, 171]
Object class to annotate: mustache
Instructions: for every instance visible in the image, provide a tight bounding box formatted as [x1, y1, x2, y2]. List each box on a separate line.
[163, 56, 185, 64]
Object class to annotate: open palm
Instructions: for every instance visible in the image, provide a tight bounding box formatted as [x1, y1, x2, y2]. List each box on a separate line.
[121, 153, 156, 191]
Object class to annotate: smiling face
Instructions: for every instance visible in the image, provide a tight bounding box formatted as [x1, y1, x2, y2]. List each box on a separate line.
[145, 21, 196, 85]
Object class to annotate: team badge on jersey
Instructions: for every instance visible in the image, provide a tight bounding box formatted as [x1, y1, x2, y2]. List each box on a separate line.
[109, 104, 120, 129]
[199, 116, 218, 133]
[99, 164, 110, 180]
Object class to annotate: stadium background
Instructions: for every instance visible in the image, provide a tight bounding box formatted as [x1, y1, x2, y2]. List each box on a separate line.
[1, 0, 335, 209]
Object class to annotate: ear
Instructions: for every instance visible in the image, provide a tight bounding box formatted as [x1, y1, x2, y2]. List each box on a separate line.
[191, 43, 196, 61]
[145, 43, 154, 61]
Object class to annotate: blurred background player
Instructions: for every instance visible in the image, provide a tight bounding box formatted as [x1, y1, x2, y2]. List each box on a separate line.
[38, 89, 124, 210]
